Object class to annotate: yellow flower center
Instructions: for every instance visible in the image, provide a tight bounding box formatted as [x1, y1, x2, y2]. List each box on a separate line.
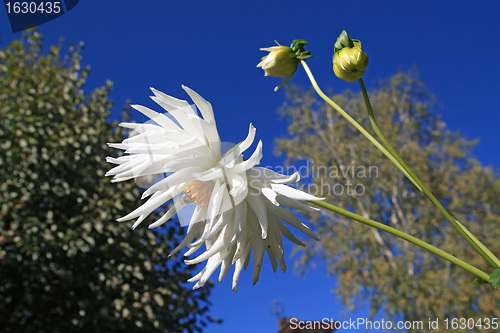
[183, 180, 216, 208]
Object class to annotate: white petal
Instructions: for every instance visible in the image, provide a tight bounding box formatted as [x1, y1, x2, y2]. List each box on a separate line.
[169, 222, 204, 256]
[278, 221, 306, 246]
[184, 243, 204, 256]
[186, 222, 233, 265]
[230, 140, 263, 174]
[182, 85, 216, 123]
[228, 173, 247, 197]
[220, 124, 255, 166]
[249, 167, 300, 184]
[232, 226, 249, 262]
[130, 104, 179, 130]
[265, 214, 286, 271]
[266, 246, 278, 272]
[142, 177, 186, 199]
[148, 200, 186, 229]
[187, 268, 205, 284]
[164, 105, 205, 139]
[242, 140, 263, 170]
[197, 120, 221, 162]
[270, 171, 300, 184]
[193, 166, 223, 181]
[275, 194, 320, 213]
[160, 156, 209, 173]
[150, 87, 190, 111]
[131, 214, 147, 230]
[268, 205, 319, 241]
[204, 210, 225, 240]
[117, 189, 172, 222]
[246, 194, 268, 239]
[231, 202, 247, 242]
[261, 187, 279, 206]
[144, 167, 200, 195]
[206, 180, 223, 228]
[238, 124, 256, 154]
[271, 183, 324, 201]
[190, 254, 223, 289]
[250, 232, 265, 284]
[219, 245, 237, 282]
[232, 244, 250, 292]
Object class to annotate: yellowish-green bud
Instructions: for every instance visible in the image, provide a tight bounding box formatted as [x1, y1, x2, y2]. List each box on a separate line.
[257, 45, 298, 78]
[258, 40, 312, 91]
[332, 30, 369, 82]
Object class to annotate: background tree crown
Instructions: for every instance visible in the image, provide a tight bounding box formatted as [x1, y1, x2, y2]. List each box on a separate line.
[0, 32, 212, 333]
[276, 71, 500, 332]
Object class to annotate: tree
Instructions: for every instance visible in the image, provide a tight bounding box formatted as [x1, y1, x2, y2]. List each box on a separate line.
[276, 71, 500, 332]
[0, 32, 212, 332]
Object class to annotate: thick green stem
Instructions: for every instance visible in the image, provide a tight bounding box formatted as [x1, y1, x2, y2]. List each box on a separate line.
[300, 60, 422, 191]
[300, 60, 499, 269]
[358, 78, 500, 269]
[310, 200, 491, 283]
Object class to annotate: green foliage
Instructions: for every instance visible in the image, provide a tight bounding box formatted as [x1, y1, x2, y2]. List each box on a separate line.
[490, 268, 500, 289]
[0, 32, 212, 332]
[276, 71, 500, 332]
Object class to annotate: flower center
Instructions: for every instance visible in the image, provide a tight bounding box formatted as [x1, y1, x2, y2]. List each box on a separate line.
[183, 180, 216, 208]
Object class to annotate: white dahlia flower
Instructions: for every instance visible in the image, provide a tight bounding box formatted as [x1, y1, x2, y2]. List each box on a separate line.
[106, 86, 321, 291]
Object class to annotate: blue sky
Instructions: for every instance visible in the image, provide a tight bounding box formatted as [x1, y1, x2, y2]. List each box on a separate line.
[2, 1, 500, 332]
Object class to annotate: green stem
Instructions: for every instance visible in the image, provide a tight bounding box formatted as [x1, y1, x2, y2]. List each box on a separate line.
[310, 200, 491, 283]
[299, 60, 499, 269]
[358, 78, 500, 269]
[299, 60, 422, 192]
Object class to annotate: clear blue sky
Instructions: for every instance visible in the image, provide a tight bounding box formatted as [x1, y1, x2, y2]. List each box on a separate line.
[2, 1, 499, 332]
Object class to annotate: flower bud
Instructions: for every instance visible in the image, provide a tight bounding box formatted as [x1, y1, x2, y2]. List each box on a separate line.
[257, 44, 298, 78]
[332, 30, 369, 82]
[258, 40, 312, 91]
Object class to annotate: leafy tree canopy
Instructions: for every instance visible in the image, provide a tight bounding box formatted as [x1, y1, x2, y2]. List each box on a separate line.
[277, 71, 500, 332]
[0, 32, 212, 332]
